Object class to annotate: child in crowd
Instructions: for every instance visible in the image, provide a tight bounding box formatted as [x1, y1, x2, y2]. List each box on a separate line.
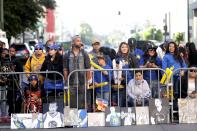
[94, 54, 112, 103]
[127, 70, 151, 107]
[24, 75, 42, 113]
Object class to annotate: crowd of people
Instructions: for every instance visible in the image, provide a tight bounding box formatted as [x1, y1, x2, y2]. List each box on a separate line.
[0, 36, 197, 122]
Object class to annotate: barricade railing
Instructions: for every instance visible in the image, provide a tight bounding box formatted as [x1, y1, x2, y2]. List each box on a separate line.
[66, 68, 169, 112]
[0, 71, 64, 127]
[171, 67, 197, 123]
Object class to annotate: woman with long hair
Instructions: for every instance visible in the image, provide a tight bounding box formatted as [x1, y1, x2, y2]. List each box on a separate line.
[112, 42, 138, 107]
[40, 44, 63, 102]
[140, 45, 162, 98]
[162, 42, 187, 99]
[186, 42, 197, 66]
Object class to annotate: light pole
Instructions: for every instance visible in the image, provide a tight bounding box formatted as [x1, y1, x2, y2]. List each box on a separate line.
[0, 0, 3, 30]
[187, 0, 190, 42]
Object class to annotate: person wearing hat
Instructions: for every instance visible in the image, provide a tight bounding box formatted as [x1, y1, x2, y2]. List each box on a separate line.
[63, 35, 91, 109]
[93, 54, 112, 103]
[40, 43, 64, 102]
[89, 39, 101, 56]
[89, 39, 112, 67]
[25, 42, 46, 84]
[24, 75, 42, 113]
[139, 45, 162, 98]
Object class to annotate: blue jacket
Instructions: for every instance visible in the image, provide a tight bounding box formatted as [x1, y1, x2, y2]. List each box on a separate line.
[162, 53, 187, 73]
[140, 56, 162, 81]
[134, 48, 144, 61]
[94, 65, 112, 92]
[115, 56, 133, 83]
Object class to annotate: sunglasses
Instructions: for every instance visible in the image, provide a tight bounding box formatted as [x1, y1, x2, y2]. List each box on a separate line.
[190, 70, 196, 73]
[148, 49, 155, 51]
[35, 48, 42, 50]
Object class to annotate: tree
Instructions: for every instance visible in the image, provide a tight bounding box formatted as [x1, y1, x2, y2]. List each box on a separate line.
[155, 29, 163, 42]
[173, 32, 184, 44]
[79, 23, 94, 45]
[4, 0, 56, 42]
[40, 0, 57, 10]
[143, 27, 163, 42]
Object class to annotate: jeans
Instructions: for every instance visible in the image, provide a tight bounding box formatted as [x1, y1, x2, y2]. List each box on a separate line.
[0, 86, 7, 117]
[111, 88, 126, 107]
[96, 91, 110, 103]
[128, 97, 149, 107]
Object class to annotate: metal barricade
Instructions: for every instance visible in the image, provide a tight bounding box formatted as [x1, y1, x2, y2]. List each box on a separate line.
[66, 68, 169, 112]
[0, 71, 64, 128]
[171, 67, 197, 123]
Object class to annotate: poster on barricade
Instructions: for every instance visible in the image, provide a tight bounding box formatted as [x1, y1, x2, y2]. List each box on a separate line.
[42, 102, 64, 128]
[96, 98, 108, 112]
[32, 113, 43, 128]
[88, 112, 105, 127]
[78, 109, 87, 128]
[64, 107, 78, 127]
[11, 114, 33, 129]
[105, 107, 121, 127]
[149, 99, 169, 124]
[178, 98, 197, 123]
[136, 107, 149, 125]
[120, 107, 136, 126]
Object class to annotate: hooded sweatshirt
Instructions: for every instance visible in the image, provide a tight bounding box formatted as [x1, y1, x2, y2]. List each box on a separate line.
[127, 79, 151, 99]
[25, 52, 46, 73]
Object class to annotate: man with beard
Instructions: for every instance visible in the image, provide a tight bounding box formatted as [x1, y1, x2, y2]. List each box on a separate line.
[63, 35, 91, 109]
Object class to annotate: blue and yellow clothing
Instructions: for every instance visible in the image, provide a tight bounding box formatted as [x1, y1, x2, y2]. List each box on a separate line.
[94, 65, 112, 92]
[162, 53, 187, 72]
[140, 56, 162, 81]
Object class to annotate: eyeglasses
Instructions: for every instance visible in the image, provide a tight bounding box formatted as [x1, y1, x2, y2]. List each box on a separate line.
[190, 70, 196, 73]
[35, 48, 42, 50]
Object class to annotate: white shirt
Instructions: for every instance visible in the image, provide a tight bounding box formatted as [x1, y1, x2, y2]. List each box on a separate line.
[44, 112, 63, 128]
[188, 79, 196, 94]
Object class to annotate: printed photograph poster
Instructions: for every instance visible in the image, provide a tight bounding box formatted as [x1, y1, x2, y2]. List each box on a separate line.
[42, 102, 64, 128]
[78, 109, 87, 128]
[136, 107, 149, 125]
[11, 114, 32, 129]
[105, 107, 121, 127]
[88, 112, 105, 127]
[120, 107, 136, 126]
[149, 99, 169, 124]
[96, 98, 108, 112]
[178, 98, 197, 123]
[32, 113, 43, 128]
[64, 107, 78, 127]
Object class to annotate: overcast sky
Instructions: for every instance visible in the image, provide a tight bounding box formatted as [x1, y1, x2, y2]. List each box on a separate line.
[55, 0, 187, 36]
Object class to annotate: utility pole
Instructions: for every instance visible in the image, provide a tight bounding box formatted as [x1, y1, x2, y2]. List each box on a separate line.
[0, 0, 4, 30]
[164, 13, 168, 41]
[187, 0, 190, 42]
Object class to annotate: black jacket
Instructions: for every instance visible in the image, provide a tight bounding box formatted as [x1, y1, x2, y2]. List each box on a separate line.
[41, 53, 63, 80]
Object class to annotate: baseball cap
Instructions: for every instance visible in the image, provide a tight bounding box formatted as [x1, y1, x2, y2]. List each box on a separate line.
[35, 42, 44, 50]
[92, 39, 100, 45]
[48, 44, 59, 50]
[29, 75, 38, 81]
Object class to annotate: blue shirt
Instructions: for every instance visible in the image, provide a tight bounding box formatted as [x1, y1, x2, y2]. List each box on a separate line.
[140, 56, 162, 81]
[134, 48, 144, 61]
[162, 53, 187, 72]
[94, 65, 112, 92]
